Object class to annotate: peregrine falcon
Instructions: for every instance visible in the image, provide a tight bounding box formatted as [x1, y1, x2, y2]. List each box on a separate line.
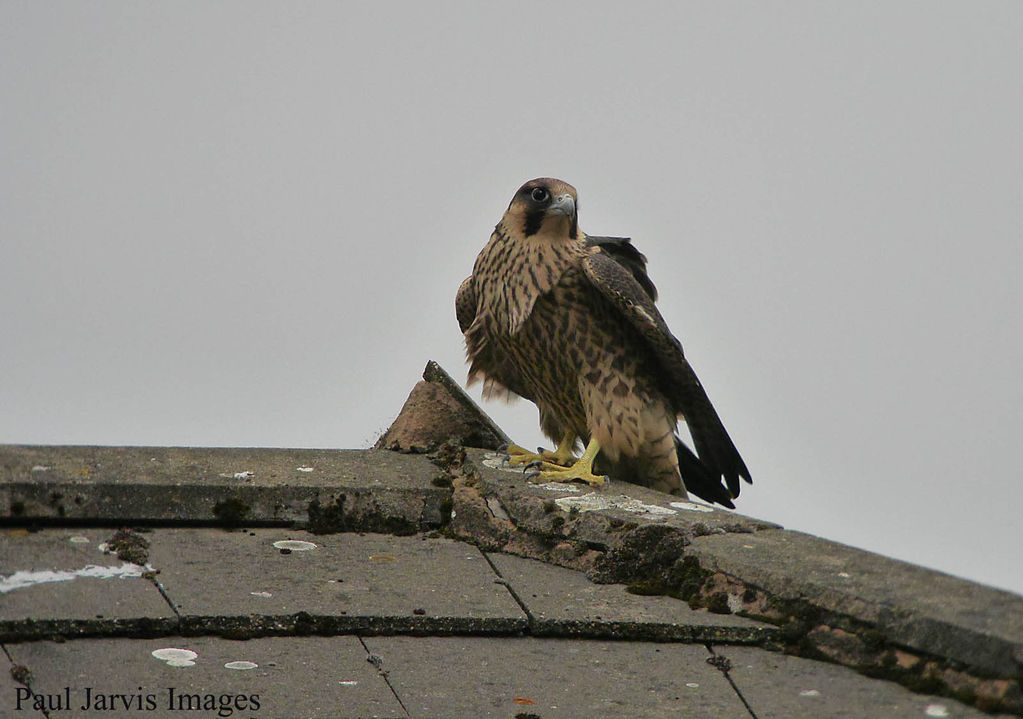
[456, 178, 751, 507]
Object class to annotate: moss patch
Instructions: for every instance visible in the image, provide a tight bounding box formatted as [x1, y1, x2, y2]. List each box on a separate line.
[212, 496, 251, 525]
[105, 527, 150, 565]
[307, 494, 422, 535]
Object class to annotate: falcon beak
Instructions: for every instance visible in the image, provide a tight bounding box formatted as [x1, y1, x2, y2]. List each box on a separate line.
[547, 194, 576, 218]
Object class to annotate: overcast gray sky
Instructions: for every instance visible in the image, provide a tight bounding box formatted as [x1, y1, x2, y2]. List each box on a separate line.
[2, 2, 1021, 595]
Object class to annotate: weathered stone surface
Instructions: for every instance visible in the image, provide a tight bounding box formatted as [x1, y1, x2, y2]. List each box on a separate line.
[0, 446, 449, 531]
[147, 529, 526, 638]
[449, 448, 776, 585]
[0, 529, 175, 642]
[366, 636, 743, 718]
[4, 374, 1023, 719]
[467, 448, 775, 536]
[716, 645, 1010, 719]
[375, 360, 509, 453]
[687, 530, 1023, 679]
[488, 551, 776, 644]
[6, 636, 404, 719]
[446, 448, 1023, 713]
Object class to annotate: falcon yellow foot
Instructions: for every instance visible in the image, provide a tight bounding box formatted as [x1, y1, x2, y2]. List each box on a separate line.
[503, 433, 577, 468]
[527, 438, 608, 488]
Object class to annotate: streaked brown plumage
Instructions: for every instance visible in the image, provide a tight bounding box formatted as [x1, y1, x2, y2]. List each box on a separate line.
[456, 178, 751, 506]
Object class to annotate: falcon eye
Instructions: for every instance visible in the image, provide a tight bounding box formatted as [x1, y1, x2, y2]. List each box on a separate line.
[530, 187, 550, 203]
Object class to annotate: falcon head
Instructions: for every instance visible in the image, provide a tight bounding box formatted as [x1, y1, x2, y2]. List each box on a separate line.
[504, 178, 579, 240]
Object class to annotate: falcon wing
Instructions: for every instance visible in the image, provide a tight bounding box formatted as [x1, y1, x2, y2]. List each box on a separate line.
[455, 276, 476, 333]
[581, 250, 752, 497]
[456, 274, 531, 402]
[584, 236, 658, 300]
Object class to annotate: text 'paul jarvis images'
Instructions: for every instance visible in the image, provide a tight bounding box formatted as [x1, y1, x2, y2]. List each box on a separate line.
[15, 686, 261, 717]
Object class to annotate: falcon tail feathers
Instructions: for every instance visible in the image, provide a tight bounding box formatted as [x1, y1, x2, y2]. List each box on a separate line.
[683, 402, 752, 499]
[670, 363, 752, 498]
[675, 437, 736, 508]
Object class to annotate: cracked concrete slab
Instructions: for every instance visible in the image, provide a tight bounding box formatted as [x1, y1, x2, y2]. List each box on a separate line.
[0, 529, 175, 642]
[2, 648, 46, 718]
[3, 396, 1022, 718]
[365, 636, 744, 718]
[714, 645, 1010, 719]
[147, 529, 526, 637]
[0, 445, 449, 532]
[687, 530, 1023, 679]
[5, 636, 404, 719]
[488, 551, 775, 644]
[446, 442, 1022, 714]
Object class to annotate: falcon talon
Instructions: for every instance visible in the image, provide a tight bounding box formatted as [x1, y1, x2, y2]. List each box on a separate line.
[457, 178, 752, 508]
[503, 442, 552, 467]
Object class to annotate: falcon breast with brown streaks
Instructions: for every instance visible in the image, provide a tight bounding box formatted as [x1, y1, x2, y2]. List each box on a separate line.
[456, 178, 751, 507]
